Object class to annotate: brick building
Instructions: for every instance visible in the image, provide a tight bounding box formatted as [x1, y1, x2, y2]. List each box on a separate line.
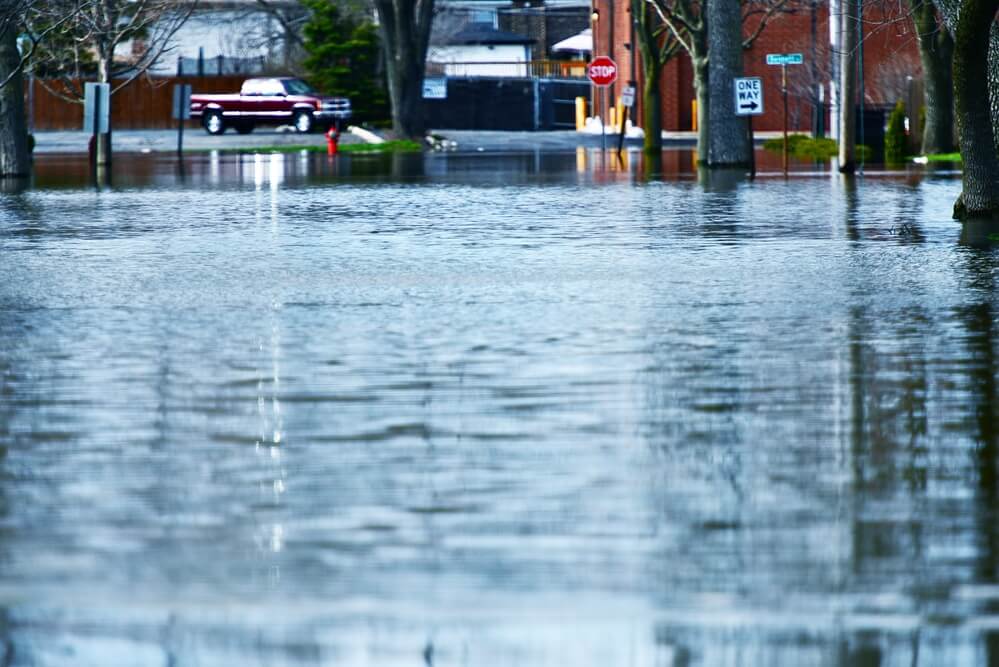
[589, 0, 921, 133]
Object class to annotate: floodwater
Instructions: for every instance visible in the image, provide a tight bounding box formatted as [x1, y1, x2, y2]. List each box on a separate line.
[0, 149, 995, 666]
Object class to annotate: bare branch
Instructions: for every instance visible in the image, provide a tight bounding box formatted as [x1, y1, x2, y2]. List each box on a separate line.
[742, 0, 792, 48]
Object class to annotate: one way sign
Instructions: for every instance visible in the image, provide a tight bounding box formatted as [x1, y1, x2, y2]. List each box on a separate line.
[734, 77, 764, 116]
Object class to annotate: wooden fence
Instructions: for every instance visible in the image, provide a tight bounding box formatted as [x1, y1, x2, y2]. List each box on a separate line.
[28, 75, 249, 130]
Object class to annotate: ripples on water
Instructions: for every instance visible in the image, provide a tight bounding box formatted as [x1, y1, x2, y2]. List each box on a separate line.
[0, 151, 996, 665]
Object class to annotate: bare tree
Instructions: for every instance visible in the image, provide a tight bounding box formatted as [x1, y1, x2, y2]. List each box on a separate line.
[32, 0, 196, 100]
[909, 0, 953, 153]
[1, 0, 91, 177]
[645, 0, 791, 165]
[633, 0, 681, 154]
[228, 0, 316, 72]
[0, 6, 28, 176]
[29, 0, 196, 164]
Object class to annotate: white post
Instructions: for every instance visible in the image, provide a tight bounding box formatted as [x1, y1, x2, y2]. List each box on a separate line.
[829, 0, 840, 142]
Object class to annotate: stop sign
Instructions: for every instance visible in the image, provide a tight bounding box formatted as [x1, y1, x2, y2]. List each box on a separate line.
[587, 56, 618, 87]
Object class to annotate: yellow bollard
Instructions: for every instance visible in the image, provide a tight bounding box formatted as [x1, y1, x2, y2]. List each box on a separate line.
[691, 100, 698, 131]
[616, 97, 626, 133]
[575, 97, 587, 131]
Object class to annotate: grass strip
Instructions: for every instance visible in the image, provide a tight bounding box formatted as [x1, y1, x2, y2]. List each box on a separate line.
[920, 152, 962, 162]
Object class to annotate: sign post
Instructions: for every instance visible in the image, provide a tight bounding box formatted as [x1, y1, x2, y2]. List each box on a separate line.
[617, 83, 635, 154]
[766, 53, 803, 173]
[83, 82, 110, 173]
[588, 56, 618, 151]
[734, 77, 763, 179]
[172, 83, 192, 158]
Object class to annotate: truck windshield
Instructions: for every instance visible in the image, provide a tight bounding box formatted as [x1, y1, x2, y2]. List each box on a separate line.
[283, 79, 316, 96]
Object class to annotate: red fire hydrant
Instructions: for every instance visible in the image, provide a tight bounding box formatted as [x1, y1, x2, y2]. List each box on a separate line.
[326, 126, 340, 155]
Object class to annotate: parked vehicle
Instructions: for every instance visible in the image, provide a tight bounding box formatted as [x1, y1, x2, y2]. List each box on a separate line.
[190, 77, 351, 135]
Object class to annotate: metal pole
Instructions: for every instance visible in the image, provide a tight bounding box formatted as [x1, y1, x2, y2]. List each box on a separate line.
[856, 0, 864, 172]
[782, 64, 788, 174]
[91, 89, 100, 179]
[601, 87, 607, 152]
[748, 114, 756, 180]
[177, 110, 184, 157]
[617, 89, 628, 154]
[608, 0, 615, 104]
[829, 0, 840, 143]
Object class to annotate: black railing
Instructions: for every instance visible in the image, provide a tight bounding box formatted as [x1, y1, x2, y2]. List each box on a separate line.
[177, 55, 266, 77]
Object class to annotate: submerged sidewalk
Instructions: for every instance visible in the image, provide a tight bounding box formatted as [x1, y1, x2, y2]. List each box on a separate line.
[31, 128, 792, 155]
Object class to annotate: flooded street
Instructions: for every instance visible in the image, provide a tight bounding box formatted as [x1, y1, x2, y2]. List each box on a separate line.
[0, 150, 995, 665]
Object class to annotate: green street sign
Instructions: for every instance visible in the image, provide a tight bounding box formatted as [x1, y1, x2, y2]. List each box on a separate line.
[766, 53, 803, 65]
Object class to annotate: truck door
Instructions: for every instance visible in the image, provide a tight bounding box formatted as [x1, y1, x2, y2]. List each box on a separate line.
[257, 79, 291, 121]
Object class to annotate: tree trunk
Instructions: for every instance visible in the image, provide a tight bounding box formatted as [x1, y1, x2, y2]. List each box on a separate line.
[373, 0, 434, 139]
[837, 0, 858, 173]
[642, 70, 663, 154]
[0, 25, 29, 178]
[951, 0, 999, 218]
[705, 0, 749, 166]
[933, 0, 999, 152]
[634, 0, 663, 154]
[96, 47, 112, 168]
[693, 51, 709, 164]
[911, 0, 955, 154]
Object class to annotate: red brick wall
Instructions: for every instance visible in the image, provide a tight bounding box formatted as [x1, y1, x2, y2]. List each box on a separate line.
[591, 0, 921, 133]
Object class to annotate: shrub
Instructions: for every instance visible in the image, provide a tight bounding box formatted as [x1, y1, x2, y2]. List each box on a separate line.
[885, 100, 909, 164]
[762, 134, 838, 160]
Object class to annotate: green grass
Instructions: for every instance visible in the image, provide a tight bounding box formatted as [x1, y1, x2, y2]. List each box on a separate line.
[921, 152, 962, 162]
[194, 139, 423, 155]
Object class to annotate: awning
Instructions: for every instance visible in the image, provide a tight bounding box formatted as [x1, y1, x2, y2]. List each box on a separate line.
[552, 28, 592, 54]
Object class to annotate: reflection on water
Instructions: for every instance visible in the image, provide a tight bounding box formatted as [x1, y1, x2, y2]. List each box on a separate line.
[0, 151, 993, 665]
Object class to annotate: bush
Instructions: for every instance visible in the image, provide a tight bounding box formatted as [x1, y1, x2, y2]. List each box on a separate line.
[762, 134, 873, 162]
[885, 100, 909, 164]
[762, 134, 838, 160]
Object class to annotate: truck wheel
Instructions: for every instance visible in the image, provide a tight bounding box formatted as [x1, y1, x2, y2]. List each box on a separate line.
[235, 121, 254, 135]
[204, 110, 225, 135]
[293, 110, 313, 134]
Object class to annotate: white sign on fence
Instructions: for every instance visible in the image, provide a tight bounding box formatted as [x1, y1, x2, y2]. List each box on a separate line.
[172, 84, 192, 120]
[733, 77, 764, 116]
[83, 82, 110, 133]
[422, 78, 447, 99]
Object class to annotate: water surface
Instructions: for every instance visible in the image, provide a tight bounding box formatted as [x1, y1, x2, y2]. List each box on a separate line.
[0, 151, 995, 666]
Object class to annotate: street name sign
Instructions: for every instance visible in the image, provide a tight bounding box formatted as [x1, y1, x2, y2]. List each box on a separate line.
[733, 77, 763, 116]
[587, 56, 618, 87]
[766, 53, 803, 66]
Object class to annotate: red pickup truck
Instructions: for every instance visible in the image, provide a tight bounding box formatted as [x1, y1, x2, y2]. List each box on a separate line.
[190, 77, 351, 135]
